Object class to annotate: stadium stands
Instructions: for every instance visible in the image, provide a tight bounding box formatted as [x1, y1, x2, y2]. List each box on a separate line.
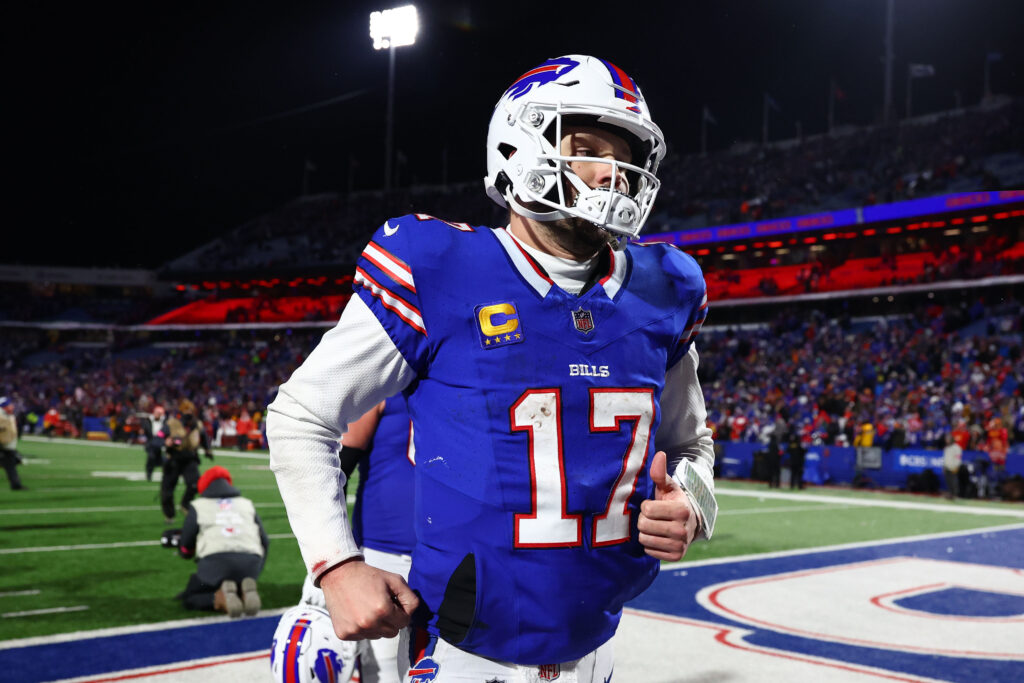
[2, 98, 1022, 495]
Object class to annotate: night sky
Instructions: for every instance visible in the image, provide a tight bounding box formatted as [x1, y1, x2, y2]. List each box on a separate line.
[7, 0, 1023, 269]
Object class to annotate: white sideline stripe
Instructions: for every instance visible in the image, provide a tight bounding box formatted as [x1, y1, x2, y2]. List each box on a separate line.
[0, 590, 40, 597]
[52, 650, 272, 683]
[0, 494, 354, 516]
[21, 435, 270, 460]
[0, 532, 296, 555]
[716, 487, 1024, 517]
[3, 605, 89, 618]
[31, 484, 283, 493]
[663, 521, 1024, 571]
[0, 609, 291, 649]
[0, 503, 287, 516]
[719, 503, 854, 516]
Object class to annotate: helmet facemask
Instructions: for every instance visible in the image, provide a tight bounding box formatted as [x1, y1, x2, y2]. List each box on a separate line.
[497, 102, 662, 239]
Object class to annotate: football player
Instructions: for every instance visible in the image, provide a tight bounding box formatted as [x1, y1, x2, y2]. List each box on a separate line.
[268, 54, 717, 681]
[344, 395, 416, 683]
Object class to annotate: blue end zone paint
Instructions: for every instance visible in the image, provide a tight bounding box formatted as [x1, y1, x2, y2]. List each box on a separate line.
[628, 527, 1024, 682]
[0, 615, 278, 683]
[2, 528, 1021, 682]
[895, 586, 1024, 618]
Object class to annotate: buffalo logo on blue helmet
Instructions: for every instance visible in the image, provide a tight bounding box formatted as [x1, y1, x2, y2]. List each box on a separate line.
[504, 57, 579, 100]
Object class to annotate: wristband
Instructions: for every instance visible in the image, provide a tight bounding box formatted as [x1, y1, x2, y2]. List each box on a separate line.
[672, 459, 717, 539]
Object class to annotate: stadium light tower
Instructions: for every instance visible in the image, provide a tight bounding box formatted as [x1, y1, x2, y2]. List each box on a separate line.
[370, 4, 419, 192]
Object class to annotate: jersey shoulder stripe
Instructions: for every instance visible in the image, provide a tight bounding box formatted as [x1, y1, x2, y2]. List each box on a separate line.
[363, 241, 416, 293]
[354, 266, 426, 335]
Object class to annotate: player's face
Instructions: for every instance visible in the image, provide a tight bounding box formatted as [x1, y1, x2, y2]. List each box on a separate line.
[560, 126, 632, 195]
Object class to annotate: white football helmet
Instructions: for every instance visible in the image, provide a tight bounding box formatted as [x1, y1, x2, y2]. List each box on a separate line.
[484, 54, 666, 239]
[270, 604, 363, 683]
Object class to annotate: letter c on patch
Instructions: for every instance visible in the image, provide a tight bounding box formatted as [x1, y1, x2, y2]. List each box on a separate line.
[478, 303, 519, 336]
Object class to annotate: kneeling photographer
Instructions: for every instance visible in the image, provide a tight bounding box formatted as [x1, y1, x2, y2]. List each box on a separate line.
[176, 465, 269, 617]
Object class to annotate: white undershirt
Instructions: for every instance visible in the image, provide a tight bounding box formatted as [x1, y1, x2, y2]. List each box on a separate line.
[505, 227, 597, 295]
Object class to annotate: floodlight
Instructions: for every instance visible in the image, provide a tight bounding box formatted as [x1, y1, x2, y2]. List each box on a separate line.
[370, 5, 419, 50]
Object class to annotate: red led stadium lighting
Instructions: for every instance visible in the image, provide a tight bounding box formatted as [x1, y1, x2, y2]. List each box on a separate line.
[803, 237, 817, 244]
[822, 233, 837, 241]
[734, 244, 748, 252]
[995, 212, 1010, 220]
[971, 215, 989, 223]
[932, 220, 946, 228]
[863, 229, 876, 236]
[951, 217, 965, 225]
[886, 227, 902, 234]
[696, 248, 710, 256]
[768, 241, 783, 248]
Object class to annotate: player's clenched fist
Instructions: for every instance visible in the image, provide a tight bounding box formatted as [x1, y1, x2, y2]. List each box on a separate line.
[638, 450, 699, 561]
[320, 558, 420, 640]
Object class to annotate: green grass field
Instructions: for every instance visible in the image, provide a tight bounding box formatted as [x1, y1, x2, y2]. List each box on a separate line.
[2, 437, 1022, 643]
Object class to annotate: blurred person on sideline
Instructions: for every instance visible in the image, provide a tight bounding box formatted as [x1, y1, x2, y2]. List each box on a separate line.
[0, 397, 25, 490]
[986, 416, 1009, 475]
[942, 433, 962, 500]
[141, 404, 167, 482]
[787, 433, 806, 490]
[161, 399, 213, 523]
[177, 465, 268, 617]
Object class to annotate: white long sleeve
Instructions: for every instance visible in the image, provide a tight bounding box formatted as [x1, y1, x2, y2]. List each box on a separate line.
[656, 344, 718, 539]
[267, 296, 415, 581]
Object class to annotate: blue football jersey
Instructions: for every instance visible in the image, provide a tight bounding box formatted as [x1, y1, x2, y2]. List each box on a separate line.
[353, 214, 707, 664]
[351, 393, 416, 555]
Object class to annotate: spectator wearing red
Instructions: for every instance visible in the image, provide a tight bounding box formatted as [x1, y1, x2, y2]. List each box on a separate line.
[986, 417, 1009, 472]
[235, 411, 253, 451]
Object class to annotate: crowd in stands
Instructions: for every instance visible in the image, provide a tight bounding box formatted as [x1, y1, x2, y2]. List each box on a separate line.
[162, 99, 1023, 276]
[0, 328, 323, 449]
[4, 293, 1023, 465]
[699, 296, 1024, 465]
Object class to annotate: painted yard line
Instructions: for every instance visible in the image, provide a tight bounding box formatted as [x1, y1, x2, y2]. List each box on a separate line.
[0, 495, 354, 516]
[0, 532, 296, 555]
[663, 521, 1024, 571]
[0, 590, 40, 598]
[719, 503, 855, 516]
[3, 605, 89, 618]
[0, 503, 287, 516]
[716, 487, 1024, 517]
[22, 435, 271, 460]
[29, 484, 284, 493]
[0, 608, 291, 649]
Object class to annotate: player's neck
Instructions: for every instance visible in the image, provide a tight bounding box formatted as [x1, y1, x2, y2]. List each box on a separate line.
[508, 212, 608, 261]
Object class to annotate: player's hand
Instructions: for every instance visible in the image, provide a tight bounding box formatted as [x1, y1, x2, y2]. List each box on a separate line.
[320, 558, 419, 640]
[638, 450, 698, 562]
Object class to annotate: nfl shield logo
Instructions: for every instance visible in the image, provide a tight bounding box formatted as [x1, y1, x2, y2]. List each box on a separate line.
[538, 663, 560, 680]
[572, 307, 594, 334]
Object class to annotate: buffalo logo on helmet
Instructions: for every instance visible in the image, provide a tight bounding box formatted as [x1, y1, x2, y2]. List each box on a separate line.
[504, 57, 580, 100]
